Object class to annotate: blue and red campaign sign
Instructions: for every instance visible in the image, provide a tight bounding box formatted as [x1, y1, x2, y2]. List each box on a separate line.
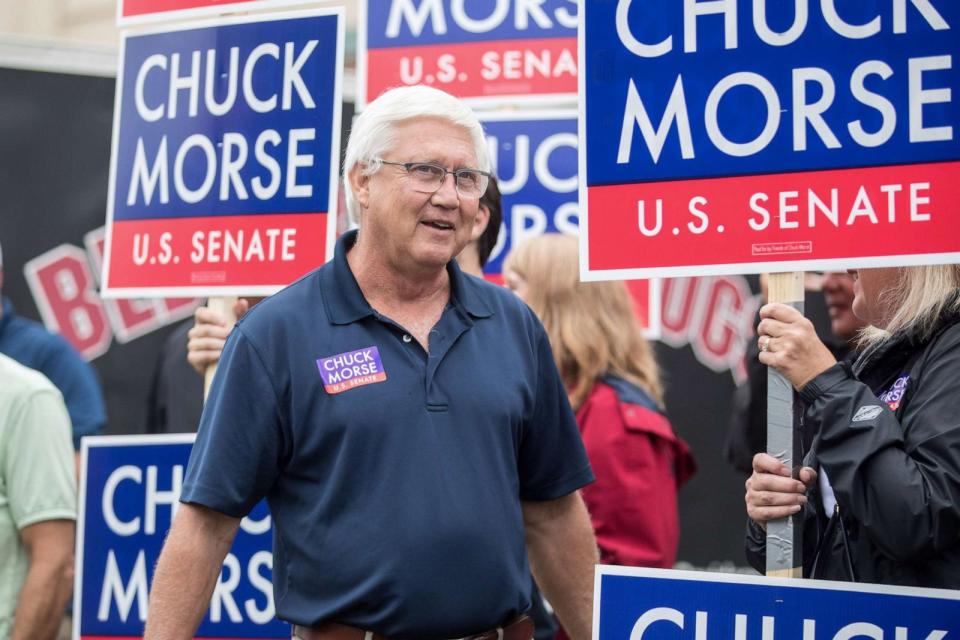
[102, 9, 344, 297]
[594, 566, 960, 639]
[75, 435, 288, 639]
[482, 111, 660, 337]
[358, 0, 578, 108]
[580, 1, 960, 279]
[117, 0, 316, 27]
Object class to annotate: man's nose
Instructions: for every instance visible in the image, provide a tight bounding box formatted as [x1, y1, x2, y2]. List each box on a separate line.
[431, 172, 459, 206]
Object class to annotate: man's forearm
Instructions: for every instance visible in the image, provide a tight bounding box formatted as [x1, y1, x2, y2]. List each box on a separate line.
[523, 492, 598, 640]
[11, 556, 73, 640]
[145, 503, 240, 640]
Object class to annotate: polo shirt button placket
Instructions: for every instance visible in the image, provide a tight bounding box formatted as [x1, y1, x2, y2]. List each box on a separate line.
[402, 334, 412, 343]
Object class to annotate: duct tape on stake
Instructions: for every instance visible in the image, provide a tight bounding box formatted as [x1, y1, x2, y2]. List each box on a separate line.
[766, 272, 804, 578]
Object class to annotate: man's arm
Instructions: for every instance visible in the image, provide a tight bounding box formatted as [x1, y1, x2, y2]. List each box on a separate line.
[11, 519, 75, 640]
[145, 502, 241, 640]
[523, 492, 597, 640]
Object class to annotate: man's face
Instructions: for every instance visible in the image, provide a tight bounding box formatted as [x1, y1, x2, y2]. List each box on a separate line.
[821, 271, 863, 340]
[355, 117, 481, 273]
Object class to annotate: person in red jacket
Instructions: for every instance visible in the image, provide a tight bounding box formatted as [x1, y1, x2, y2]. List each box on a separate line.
[504, 233, 696, 570]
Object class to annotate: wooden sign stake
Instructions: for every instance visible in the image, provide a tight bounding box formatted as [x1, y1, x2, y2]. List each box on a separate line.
[765, 271, 805, 578]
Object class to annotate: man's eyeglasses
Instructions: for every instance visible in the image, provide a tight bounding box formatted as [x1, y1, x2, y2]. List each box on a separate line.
[377, 159, 491, 199]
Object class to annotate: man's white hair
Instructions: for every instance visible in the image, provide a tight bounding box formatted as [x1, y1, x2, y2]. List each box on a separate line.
[343, 86, 490, 224]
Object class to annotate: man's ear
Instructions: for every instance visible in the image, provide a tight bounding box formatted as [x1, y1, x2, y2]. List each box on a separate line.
[348, 165, 371, 210]
[470, 204, 491, 243]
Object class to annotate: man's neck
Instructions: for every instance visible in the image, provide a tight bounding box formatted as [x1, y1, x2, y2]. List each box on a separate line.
[346, 239, 450, 310]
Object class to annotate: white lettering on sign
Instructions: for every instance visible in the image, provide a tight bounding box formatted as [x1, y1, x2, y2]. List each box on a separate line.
[385, 0, 578, 37]
[101, 464, 182, 535]
[98, 549, 148, 622]
[127, 128, 315, 207]
[613, 0, 954, 164]
[133, 40, 318, 122]
[628, 608, 948, 639]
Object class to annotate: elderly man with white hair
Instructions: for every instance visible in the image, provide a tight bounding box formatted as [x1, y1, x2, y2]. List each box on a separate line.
[145, 86, 597, 640]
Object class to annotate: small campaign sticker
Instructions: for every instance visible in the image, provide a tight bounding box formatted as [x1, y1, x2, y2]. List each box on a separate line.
[879, 374, 911, 411]
[317, 346, 387, 394]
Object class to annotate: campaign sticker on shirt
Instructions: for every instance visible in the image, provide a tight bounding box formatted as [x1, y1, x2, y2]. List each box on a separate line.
[316, 346, 387, 394]
[879, 374, 911, 411]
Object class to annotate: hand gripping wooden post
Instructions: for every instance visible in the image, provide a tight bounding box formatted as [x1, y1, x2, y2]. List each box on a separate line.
[203, 296, 238, 401]
[765, 272, 805, 578]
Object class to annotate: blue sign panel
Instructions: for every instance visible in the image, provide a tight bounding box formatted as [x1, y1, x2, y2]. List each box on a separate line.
[580, 0, 960, 279]
[104, 9, 343, 297]
[481, 111, 579, 277]
[595, 567, 960, 640]
[75, 435, 288, 639]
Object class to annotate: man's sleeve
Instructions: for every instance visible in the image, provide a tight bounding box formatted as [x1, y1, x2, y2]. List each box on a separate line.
[5, 388, 77, 530]
[180, 325, 286, 518]
[40, 335, 107, 448]
[518, 324, 594, 501]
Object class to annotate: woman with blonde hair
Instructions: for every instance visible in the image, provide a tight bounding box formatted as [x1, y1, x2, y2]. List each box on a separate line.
[746, 265, 960, 587]
[504, 233, 695, 570]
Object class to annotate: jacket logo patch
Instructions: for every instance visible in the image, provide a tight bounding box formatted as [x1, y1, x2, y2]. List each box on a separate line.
[852, 405, 884, 422]
[316, 346, 387, 394]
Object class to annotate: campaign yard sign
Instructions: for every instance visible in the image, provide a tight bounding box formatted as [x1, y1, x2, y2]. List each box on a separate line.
[117, 0, 317, 27]
[102, 9, 344, 298]
[482, 110, 661, 337]
[580, 1, 960, 280]
[594, 566, 960, 640]
[359, 0, 578, 109]
[75, 435, 288, 639]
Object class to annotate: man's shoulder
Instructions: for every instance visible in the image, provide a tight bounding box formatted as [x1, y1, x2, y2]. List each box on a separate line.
[2, 311, 81, 364]
[462, 274, 537, 322]
[235, 266, 326, 336]
[0, 353, 60, 401]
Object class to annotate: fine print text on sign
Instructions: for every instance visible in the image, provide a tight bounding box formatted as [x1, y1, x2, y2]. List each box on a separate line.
[580, 1, 960, 279]
[75, 435, 288, 640]
[359, 0, 578, 108]
[102, 9, 344, 298]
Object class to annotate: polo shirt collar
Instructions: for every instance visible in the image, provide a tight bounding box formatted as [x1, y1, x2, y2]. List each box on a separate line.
[321, 230, 494, 325]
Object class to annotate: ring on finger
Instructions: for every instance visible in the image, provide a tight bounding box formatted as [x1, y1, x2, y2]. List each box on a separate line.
[759, 336, 771, 352]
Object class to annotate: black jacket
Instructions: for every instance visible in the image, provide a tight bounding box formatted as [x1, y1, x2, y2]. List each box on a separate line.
[747, 293, 960, 588]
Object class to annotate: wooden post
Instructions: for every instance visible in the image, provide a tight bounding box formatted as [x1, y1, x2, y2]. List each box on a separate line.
[203, 296, 238, 400]
[765, 271, 805, 578]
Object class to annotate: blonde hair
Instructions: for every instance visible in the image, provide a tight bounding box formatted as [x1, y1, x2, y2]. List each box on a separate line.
[860, 264, 960, 346]
[503, 234, 663, 410]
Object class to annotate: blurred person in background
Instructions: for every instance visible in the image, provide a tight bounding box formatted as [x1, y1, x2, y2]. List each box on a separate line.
[0, 353, 77, 639]
[745, 265, 960, 587]
[0, 241, 106, 450]
[504, 233, 696, 570]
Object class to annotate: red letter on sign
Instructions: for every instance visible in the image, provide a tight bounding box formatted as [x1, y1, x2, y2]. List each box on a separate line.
[23, 245, 112, 360]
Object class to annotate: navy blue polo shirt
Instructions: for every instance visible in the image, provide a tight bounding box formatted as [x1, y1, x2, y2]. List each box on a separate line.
[181, 230, 593, 638]
[0, 297, 106, 448]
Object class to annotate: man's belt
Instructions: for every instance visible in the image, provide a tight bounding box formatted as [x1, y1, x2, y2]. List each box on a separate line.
[292, 614, 534, 640]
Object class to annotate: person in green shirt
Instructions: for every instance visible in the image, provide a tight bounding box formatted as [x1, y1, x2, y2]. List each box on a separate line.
[0, 353, 76, 640]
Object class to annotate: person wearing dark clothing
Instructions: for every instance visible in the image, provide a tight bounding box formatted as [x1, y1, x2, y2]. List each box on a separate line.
[745, 266, 960, 588]
[725, 273, 866, 474]
[145, 319, 203, 434]
[0, 297, 106, 449]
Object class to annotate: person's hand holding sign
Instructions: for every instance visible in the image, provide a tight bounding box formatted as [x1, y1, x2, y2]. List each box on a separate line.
[756, 303, 838, 390]
[746, 454, 817, 530]
[187, 298, 255, 375]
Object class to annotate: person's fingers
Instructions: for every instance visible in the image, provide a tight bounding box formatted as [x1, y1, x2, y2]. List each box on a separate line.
[759, 302, 803, 322]
[188, 323, 231, 341]
[188, 336, 226, 352]
[747, 488, 808, 508]
[234, 298, 251, 319]
[757, 318, 791, 339]
[799, 466, 818, 487]
[752, 453, 791, 476]
[187, 349, 221, 375]
[194, 305, 226, 326]
[748, 472, 808, 496]
[747, 503, 803, 524]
